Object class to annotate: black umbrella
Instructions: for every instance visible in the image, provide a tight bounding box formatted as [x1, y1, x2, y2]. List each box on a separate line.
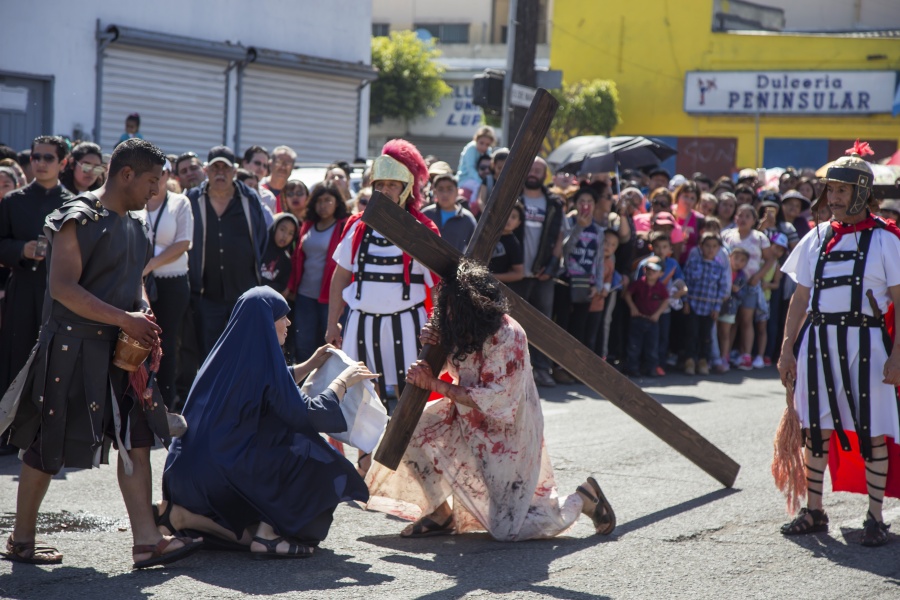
[549, 135, 677, 175]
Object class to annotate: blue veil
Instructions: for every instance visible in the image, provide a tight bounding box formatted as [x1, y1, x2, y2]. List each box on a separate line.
[164, 286, 367, 538]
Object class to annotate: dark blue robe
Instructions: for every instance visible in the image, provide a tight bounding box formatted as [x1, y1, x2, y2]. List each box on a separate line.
[163, 286, 367, 541]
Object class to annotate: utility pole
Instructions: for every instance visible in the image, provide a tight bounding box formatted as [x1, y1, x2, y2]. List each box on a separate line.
[508, 0, 539, 142]
[501, 0, 518, 146]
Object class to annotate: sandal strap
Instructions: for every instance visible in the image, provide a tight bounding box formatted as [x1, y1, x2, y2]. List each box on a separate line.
[133, 536, 192, 557]
[252, 536, 286, 553]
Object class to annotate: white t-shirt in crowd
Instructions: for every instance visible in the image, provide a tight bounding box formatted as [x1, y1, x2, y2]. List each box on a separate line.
[143, 192, 194, 277]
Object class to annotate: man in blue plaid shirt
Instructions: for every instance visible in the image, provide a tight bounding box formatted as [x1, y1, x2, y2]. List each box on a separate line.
[682, 233, 730, 375]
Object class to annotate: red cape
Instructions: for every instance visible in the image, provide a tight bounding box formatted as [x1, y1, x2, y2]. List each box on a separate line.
[828, 223, 900, 497]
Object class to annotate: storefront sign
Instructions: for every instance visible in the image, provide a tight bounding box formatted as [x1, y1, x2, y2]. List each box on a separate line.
[684, 71, 896, 115]
[408, 80, 484, 138]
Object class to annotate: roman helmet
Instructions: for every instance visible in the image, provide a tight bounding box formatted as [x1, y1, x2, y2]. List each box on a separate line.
[814, 140, 875, 216]
[370, 139, 428, 210]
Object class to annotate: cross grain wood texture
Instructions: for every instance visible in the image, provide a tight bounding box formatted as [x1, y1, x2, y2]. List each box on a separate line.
[363, 195, 741, 488]
[368, 89, 559, 470]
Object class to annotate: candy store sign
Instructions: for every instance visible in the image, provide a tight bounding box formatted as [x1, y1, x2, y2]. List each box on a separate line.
[684, 71, 896, 115]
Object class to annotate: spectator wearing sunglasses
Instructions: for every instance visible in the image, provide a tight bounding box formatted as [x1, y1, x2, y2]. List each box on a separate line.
[0, 136, 74, 417]
[59, 142, 105, 195]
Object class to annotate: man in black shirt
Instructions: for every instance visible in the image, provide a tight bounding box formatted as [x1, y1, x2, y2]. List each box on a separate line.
[0, 136, 74, 394]
[186, 146, 268, 357]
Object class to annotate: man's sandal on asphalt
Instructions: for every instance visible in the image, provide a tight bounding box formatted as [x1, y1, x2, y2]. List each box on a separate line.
[400, 514, 455, 538]
[577, 476, 616, 535]
[132, 536, 202, 569]
[250, 536, 315, 559]
[2, 535, 63, 565]
[861, 513, 890, 547]
[780, 507, 829, 536]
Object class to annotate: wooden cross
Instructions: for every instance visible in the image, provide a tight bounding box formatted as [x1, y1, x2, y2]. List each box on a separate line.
[363, 89, 740, 488]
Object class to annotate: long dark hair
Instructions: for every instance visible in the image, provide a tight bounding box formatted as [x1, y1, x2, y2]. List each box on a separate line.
[431, 259, 509, 363]
[306, 181, 349, 225]
[60, 141, 103, 194]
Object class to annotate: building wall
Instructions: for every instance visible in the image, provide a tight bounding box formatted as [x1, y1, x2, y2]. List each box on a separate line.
[762, 0, 900, 31]
[0, 1, 371, 145]
[550, 0, 900, 172]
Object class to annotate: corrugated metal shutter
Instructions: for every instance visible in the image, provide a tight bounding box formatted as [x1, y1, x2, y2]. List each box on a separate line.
[241, 65, 358, 163]
[100, 46, 226, 155]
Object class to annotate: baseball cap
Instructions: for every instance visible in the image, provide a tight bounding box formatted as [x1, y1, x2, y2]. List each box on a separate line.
[648, 167, 670, 179]
[428, 161, 453, 178]
[653, 211, 676, 226]
[207, 145, 236, 167]
[432, 172, 458, 187]
[645, 259, 663, 271]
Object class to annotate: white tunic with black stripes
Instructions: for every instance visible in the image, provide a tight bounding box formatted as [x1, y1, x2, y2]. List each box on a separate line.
[333, 220, 434, 387]
[782, 223, 900, 440]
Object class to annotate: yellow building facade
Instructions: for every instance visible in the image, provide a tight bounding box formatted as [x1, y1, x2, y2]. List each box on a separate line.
[549, 0, 900, 176]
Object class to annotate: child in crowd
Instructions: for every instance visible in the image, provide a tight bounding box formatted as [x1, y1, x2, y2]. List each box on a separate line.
[682, 233, 729, 375]
[755, 231, 788, 367]
[590, 229, 623, 359]
[488, 202, 525, 283]
[636, 232, 686, 374]
[716, 246, 750, 373]
[456, 126, 495, 202]
[260, 213, 299, 296]
[624, 255, 670, 377]
[117, 113, 143, 146]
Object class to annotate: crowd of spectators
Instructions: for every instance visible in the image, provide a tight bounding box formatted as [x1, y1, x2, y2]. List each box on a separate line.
[2, 117, 899, 425]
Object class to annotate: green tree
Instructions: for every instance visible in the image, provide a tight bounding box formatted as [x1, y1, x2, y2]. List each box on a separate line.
[546, 80, 622, 153]
[370, 31, 452, 124]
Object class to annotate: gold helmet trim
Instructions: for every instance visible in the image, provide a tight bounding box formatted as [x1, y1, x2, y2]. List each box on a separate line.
[371, 155, 413, 207]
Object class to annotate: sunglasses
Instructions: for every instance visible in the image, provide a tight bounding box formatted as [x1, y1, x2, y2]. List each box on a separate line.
[31, 153, 58, 163]
[358, 198, 369, 206]
[284, 190, 307, 197]
[78, 162, 105, 176]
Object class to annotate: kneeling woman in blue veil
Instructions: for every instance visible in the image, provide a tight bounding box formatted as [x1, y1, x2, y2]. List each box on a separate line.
[156, 286, 376, 558]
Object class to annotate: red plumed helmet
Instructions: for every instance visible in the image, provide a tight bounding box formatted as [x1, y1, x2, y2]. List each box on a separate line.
[381, 139, 428, 211]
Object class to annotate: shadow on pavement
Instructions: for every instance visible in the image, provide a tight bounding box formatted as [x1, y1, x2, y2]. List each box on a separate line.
[359, 531, 610, 600]
[614, 487, 740, 536]
[0, 564, 151, 600]
[180, 547, 394, 594]
[782, 527, 900, 584]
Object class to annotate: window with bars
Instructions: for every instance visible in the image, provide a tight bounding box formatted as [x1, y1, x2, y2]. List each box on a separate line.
[414, 23, 470, 44]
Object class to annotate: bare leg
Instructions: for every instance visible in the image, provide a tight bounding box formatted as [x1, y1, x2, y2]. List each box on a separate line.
[119, 448, 197, 562]
[718, 323, 732, 363]
[155, 499, 252, 545]
[804, 431, 831, 512]
[737, 307, 754, 356]
[12, 463, 53, 543]
[866, 435, 888, 523]
[755, 319, 767, 359]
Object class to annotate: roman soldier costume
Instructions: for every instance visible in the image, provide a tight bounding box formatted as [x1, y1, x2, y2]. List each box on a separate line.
[780, 141, 900, 546]
[332, 140, 439, 404]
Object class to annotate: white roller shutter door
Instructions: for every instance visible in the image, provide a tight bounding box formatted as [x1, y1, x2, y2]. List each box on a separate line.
[241, 65, 358, 163]
[100, 46, 226, 155]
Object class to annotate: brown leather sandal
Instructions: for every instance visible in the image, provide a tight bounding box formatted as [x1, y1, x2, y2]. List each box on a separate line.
[132, 536, 202, 569]
[861, 513, 890, 547]
[577, 476, 616, 535]
[2, 535, 63, 565]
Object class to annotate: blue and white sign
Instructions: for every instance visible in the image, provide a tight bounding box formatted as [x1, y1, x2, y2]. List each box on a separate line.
[408, 80, 484, 138]
[684, 71, 896, 115]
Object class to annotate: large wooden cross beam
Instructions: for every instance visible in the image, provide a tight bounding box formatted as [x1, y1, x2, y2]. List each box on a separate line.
[365, 90, 740, 488]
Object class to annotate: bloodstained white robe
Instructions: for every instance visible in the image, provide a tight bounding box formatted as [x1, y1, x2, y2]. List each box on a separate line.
[365, 315, 583, 541]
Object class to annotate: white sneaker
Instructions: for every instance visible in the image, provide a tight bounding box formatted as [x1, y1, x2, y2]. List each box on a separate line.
[751, 355, 765, 369]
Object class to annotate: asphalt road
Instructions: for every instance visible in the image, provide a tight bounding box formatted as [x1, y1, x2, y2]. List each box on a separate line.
[1, 367, 899, 599]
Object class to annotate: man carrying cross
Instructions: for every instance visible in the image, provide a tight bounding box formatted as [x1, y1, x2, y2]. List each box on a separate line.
[365, 259, 615, 540]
